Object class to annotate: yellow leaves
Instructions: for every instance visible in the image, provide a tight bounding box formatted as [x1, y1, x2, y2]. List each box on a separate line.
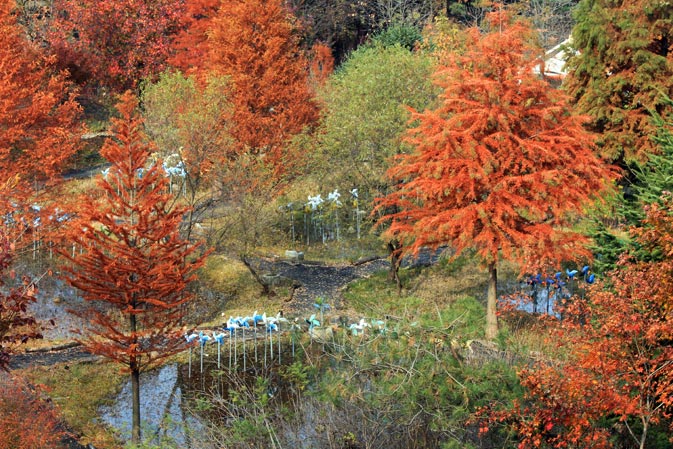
[0, 173, 20, 193]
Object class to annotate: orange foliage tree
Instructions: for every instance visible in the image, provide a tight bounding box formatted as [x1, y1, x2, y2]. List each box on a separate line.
[62, 92, 206, 443]
[376, 7, 616, 339]
[206, 0, 319, 177]
[483, 196, 673, 449]
[308, 42, 335, 92]
[47, 0, 184, 92]
[0, 0, 80, 208]
[168, 0, 220, 74]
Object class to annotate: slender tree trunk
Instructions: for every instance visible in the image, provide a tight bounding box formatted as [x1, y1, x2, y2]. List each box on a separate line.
[130, 310, 141, 443]
[131, 365, 141, 443]
[387, 239, 402, 294]
[640, 419, 648, 449]
[486, 262, 498, 340]
[241, 254, 271, 295]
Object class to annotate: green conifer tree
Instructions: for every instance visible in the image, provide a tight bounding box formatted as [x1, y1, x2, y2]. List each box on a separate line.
[565, 0, 673, 163]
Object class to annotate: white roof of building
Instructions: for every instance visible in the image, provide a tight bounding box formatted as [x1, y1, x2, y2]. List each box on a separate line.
[535, 37, 575, 79]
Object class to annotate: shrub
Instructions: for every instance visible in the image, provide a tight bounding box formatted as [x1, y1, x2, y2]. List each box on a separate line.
[0, 374, 67, 449]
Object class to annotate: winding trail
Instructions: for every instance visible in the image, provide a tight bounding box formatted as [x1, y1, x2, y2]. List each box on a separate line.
[9, 344, 97, 370]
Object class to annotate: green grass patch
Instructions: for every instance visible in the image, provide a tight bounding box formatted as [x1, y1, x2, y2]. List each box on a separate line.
[20, 360, 124, 449]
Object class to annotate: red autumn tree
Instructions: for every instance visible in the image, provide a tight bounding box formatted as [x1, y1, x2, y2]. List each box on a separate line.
[168, 0, 220, 75]
[47, 0, 184, 92]
[483, 196, 673, 449]
[0, 0, 81, 205]
[62, 92, 206, 443]
[308, 42, 335, 92]
[376, 7, 617, 339]
[206, 0, 319, 177]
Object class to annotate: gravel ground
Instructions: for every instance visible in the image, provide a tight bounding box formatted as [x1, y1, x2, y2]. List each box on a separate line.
[257, 257, 390, 311]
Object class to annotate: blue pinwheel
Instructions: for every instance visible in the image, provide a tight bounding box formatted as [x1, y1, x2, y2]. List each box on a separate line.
[314, 299, 331, 329]
[212, 332, 226, 369]
[198, 332, 211, 373]
[184, 332, 199, 378]
[306, 314, 321, 330]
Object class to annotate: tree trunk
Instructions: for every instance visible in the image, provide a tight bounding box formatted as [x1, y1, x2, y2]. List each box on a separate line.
[241, 254, 271, 295]
[131, 366, 141, 443]
[130, 310, 141, 443]
[387, 239, 402, 294]
[486, 262, 498, 340]
[639, 419, 648, 449]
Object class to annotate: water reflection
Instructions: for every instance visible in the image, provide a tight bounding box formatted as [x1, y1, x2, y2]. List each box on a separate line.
[99, 363, 204, 447]
[99, 343, 299, 448]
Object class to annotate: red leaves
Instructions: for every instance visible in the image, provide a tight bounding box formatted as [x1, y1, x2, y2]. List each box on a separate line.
[48, 0, 185, 92]
[0, 375, 67, 449]
[482, 197, 673, 446]
[0, 236, 41, 371]
[206, 0, 319, 181]
[168, 0, 220, 74]
[0, 1, 81, 207]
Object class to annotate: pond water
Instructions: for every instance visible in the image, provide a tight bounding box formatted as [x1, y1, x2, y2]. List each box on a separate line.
[99, 338, 304, 448]
[99, 363, 204, 447]
[508, 278, 590, 318]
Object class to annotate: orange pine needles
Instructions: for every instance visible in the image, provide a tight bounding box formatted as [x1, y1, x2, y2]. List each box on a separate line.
[376, 7, 618, 338]
[206, 0, 319, 177]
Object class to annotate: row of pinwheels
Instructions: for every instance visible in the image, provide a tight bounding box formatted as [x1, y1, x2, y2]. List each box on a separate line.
[523, 266, 596, 315]
[280, 188, 364, 244]
[182, 303, 395, 376]
[526, 265, 596, 289]
[101, 161, 186, 181]
[183, 311, 289, 376]
[305, 301, 388, 337]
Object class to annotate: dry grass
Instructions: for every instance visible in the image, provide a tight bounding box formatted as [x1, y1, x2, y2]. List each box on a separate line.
[406, 256, 520, 305]
[62, 176, 99, 197]
[20, 360, 124, 449]
[196, 254, 285, 324]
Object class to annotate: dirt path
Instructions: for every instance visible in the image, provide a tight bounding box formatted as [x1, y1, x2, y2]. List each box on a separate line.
[9, 344, 98, 370]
